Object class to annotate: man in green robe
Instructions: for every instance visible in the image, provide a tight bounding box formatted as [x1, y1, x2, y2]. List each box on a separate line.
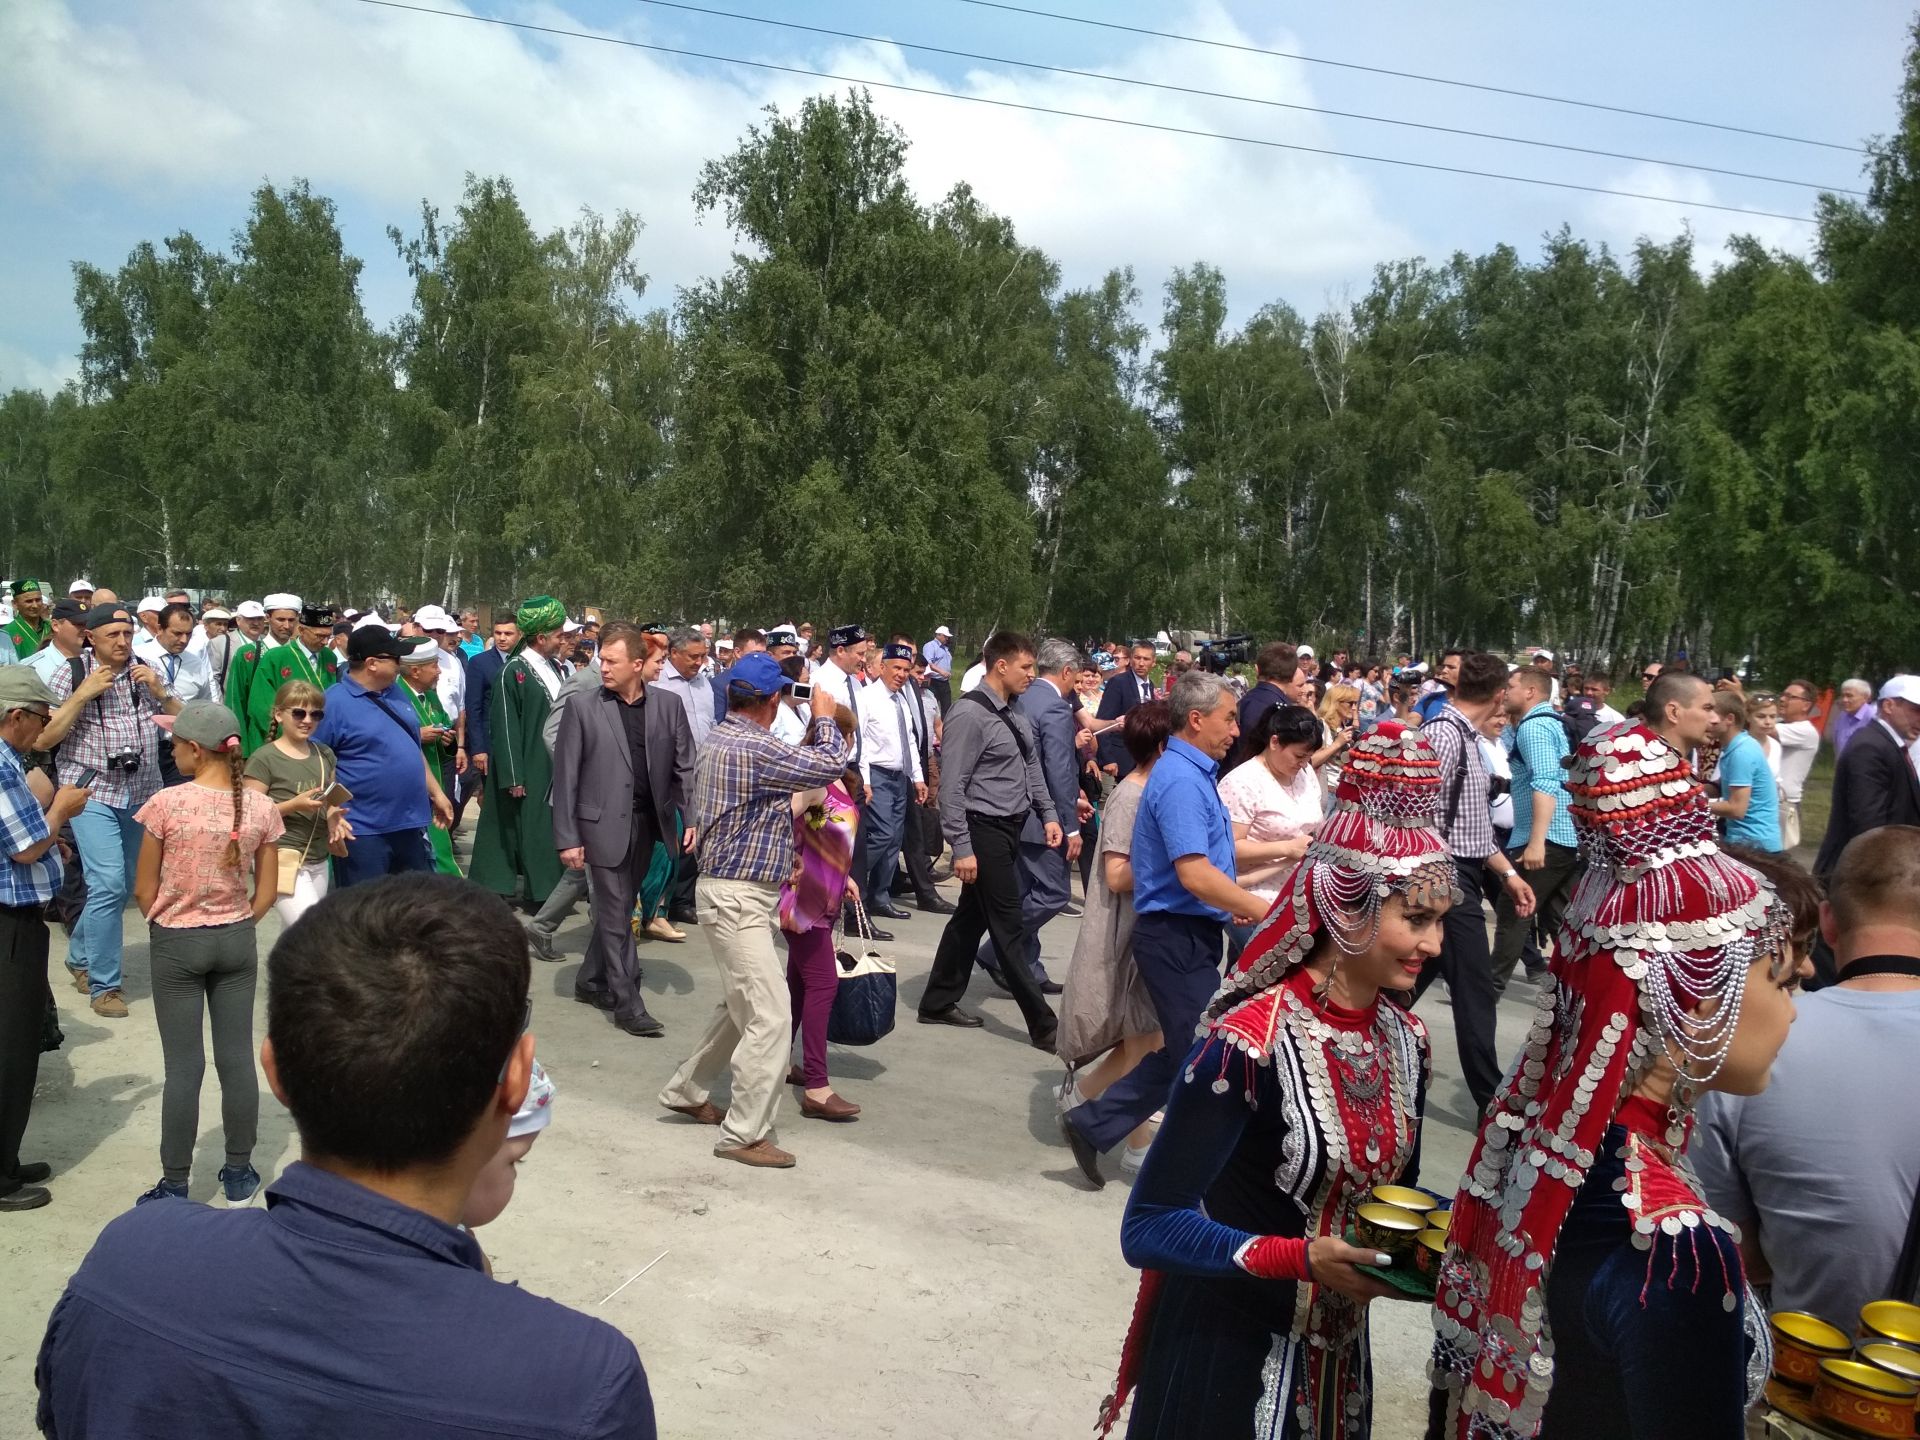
[4, 580, 51, 657]
[244, 603, 341, 754]
[223, 593, 301, 748]
[399, 639, 462, 875]
[468, 595, 567, 907]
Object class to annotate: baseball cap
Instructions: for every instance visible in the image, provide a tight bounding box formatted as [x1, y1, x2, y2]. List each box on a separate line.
[0, 667, 57, 713]
[154, 701, 240, 751]
[725, 651, 793, 698]
[82, 603, 133, 631]
[49, 598, 86, 624]
[347, 626, 409, 664]
[1297, 644, 1316, 659]
[715, 635, 735, 652]
[234, 600, 268, 620]
[1532, 649, 1556, 662]
[136, 595, 166, 615]
[1879, 675, 1920, 706]
[67, 578, 94, 596]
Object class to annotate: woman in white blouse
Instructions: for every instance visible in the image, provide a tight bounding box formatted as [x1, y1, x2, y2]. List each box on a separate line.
[1216, 704, 1324, 960]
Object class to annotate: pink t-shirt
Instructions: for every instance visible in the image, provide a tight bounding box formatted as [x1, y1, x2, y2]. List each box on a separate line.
[134, 783, 285, 929]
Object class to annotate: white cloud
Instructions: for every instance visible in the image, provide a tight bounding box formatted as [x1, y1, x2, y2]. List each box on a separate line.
[0, 0, 1411, 330]
[0, 339, 78, 396]
[1582, 163, 1816, 272]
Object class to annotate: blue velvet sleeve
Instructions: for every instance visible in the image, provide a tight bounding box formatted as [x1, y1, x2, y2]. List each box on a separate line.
[1119, 1042, 1262, 1279]
[1588, 1224, 1751, 1439]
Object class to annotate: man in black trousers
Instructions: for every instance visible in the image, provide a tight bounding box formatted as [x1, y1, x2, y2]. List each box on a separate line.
[916, 631, 1061, 1049]
[1406, 651, 1532, 1119]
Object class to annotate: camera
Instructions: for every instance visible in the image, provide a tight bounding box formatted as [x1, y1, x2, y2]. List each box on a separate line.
[1196, 635, 1252, 673]
[790, 682, 814, 703]
[105, 747, 141, 775]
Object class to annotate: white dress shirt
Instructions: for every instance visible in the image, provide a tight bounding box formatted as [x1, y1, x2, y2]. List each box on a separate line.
[435, 647, 466, 726]
[855, 679, 924, 786]
[135, 635, 212, 703]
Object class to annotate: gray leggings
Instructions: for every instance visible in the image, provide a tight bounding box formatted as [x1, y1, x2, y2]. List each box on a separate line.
[149, 920, 259, 1183]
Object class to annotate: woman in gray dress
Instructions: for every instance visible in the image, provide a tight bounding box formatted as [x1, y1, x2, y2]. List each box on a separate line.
[1057, 700, 1172, 1173]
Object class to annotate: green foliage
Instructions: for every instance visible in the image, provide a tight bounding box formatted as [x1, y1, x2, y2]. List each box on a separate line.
[6, 54, 1920, 687]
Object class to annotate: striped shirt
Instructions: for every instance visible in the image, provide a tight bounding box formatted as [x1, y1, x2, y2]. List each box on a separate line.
[0, 742, 60, 906]
[691, 713, 850, 883]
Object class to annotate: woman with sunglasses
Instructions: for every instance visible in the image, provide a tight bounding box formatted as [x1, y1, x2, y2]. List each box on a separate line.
[1317, 683, 1361, 795]
[244, 680, 350, 926]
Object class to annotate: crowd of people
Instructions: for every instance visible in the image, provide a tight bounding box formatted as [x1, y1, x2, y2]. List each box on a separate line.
[0, 570, 1916, 1438]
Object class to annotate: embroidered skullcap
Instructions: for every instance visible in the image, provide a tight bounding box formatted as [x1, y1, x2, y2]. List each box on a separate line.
[1208, 721, 1455, 1021]
[828, 624, 867, 649]
[515, 595, 566, 638]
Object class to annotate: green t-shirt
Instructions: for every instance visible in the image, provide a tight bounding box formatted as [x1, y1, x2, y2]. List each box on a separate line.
[243, 740, 337, 864]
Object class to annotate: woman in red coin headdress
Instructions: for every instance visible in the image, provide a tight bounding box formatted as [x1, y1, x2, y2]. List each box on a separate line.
[1428, 720, 1808, 1440]
[1102, 723, 1456, 1440]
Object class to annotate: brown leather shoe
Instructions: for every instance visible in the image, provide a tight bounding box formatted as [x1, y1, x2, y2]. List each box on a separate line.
[799, 1091, 861, 1122]
[663, 1100, 726, 1125]
[716, 1138, 796, 1168]
[69, 968, 89, 995]
[785, 1066, 805, 1087]
[90, 989, 129, 1019]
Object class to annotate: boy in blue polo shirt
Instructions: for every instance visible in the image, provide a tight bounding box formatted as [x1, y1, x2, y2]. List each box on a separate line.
[1708, 692, 1783, 852]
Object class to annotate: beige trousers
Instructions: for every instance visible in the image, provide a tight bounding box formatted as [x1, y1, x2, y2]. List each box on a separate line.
[659, 876, 791, 1151]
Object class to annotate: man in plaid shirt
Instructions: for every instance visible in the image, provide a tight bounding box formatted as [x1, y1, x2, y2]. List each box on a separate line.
[1404, 651, 1535, 1119]
[44, 604, 183, 1018]
[658, 653, 848, 1170]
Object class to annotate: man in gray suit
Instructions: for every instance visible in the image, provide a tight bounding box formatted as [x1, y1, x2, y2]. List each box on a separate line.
[551, 624, 696, 1038]
[977, 639, 1085, 994]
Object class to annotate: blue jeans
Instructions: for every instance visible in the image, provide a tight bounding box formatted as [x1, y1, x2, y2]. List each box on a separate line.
[861, 768, 909, 903]
[1068, 911, 1224, 1153]
[334, 829, 434, 888]
[69, 800, 145, 996]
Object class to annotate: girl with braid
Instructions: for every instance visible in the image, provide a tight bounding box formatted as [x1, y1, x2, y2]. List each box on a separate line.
[130, 703, 283, 1208]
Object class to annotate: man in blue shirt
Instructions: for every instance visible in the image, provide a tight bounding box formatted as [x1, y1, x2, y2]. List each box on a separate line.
[1490, 665, 1581, 993]
[921, 625, 953, 712]
[1061, 671, 1266, 1189]
[313, 626, 454, 886]
[37, 873, 657, 1438]
[1707, 692, 1783, 852]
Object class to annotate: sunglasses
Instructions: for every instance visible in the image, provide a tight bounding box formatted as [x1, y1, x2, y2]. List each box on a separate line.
[288, 706, 324, 722]
[1641, 672, 1659, 682]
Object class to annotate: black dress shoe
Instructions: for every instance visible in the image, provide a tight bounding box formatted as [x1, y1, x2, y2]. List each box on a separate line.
[981, 969, 1011, 994]
[574, 989, 616, 1012]
[1039, 980, 1065, 996]
[917, 1005, 984, 1028]
[869, 901, 912, 921]
[1058, 1113, 1106, 1189]
[865, 924, 894, 942]
[614, 1009, 665, 1038]
[916, 895, 956, 915]
[11, 1162, 51, 1185]
[1063, 903, 1084, 918]
[668, 905, 699, 925]
[0, 1182, 52, 1212]
[1030, 1028, 1059, 1054]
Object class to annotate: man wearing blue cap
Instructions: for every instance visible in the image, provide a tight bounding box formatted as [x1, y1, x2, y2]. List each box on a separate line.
[658, 651, 848, 1169]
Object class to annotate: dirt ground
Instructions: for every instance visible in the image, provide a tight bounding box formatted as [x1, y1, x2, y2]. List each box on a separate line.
[0, 848, 1540, 1439]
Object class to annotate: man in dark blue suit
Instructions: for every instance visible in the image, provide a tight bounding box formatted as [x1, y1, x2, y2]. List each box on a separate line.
[1094, 640, 1158, 779]
[464, 614, 520, 802]
[979, 639, 1086, 994]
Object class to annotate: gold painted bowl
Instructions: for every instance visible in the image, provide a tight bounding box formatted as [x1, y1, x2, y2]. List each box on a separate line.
[1414, 1228, 1449, 1280]
[1862, 1300, 1920, 1349]
[1860, 1343, 1920, 1386]
[1353, 1203, 1427, 1259]
[1424, 1208, 1452, 1234]
[1772, 1312, 1853, 1391]
[1370, 1185, 1439, 1215]
[1813, 1358, 1918, 1439]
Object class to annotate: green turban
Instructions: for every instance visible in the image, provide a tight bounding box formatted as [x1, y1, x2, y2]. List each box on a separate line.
[515, 595, 566, 638]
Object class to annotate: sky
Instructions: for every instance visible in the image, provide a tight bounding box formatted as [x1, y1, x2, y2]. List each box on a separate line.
[0, 0, 1908, 394]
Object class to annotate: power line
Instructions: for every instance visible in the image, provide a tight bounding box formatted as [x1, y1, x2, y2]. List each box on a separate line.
[623, 0, 1862, 196]
[946, 0, 1871, 156]
[347, 0, 1819, 225]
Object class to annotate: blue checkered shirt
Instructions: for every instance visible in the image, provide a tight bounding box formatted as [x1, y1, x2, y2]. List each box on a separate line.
[691, 712, 851, 883]
[0, 743, 60, 906]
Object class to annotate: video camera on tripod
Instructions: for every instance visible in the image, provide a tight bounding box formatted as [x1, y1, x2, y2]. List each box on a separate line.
[1196, 634, 1253, 673]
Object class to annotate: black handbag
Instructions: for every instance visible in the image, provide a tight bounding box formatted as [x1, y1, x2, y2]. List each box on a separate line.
[826, 897, 898, 1047]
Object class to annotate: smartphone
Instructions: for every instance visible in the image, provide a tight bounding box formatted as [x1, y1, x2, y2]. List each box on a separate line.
[76, 768, 101, 788]
[790, 682, 813, 702]
[316, 782, 353, 807]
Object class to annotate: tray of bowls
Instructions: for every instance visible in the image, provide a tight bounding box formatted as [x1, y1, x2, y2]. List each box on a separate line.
[1346, 1185, 1451, 1300]
[1764, 1299, 1920, 1439]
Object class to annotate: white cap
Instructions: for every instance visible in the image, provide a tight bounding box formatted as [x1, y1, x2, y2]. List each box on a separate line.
[235, 600, 268, 620]
[934, 625, 952, 638]
[509, 1059, 554, 1138]
[200, 607, 233, 622]
[68, 578, 93, 594]
[420, 612, 461, 634]
[353, 612, 391, 631]
[1532, 649, 1555, 662]
[1296, 644, 1315, 659]
[1879, 675, 1920, 705]
[136, 595, 166, 614]
[715, 635, 734, 651]
[263, 593, 302, 613]
[561, 619, 582, 634]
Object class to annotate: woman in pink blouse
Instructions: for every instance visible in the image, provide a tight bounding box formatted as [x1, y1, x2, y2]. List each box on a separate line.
[781, 704, 862, 1121]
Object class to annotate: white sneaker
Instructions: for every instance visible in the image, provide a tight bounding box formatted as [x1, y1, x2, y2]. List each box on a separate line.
[1120, 1142, 1152, 1175]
